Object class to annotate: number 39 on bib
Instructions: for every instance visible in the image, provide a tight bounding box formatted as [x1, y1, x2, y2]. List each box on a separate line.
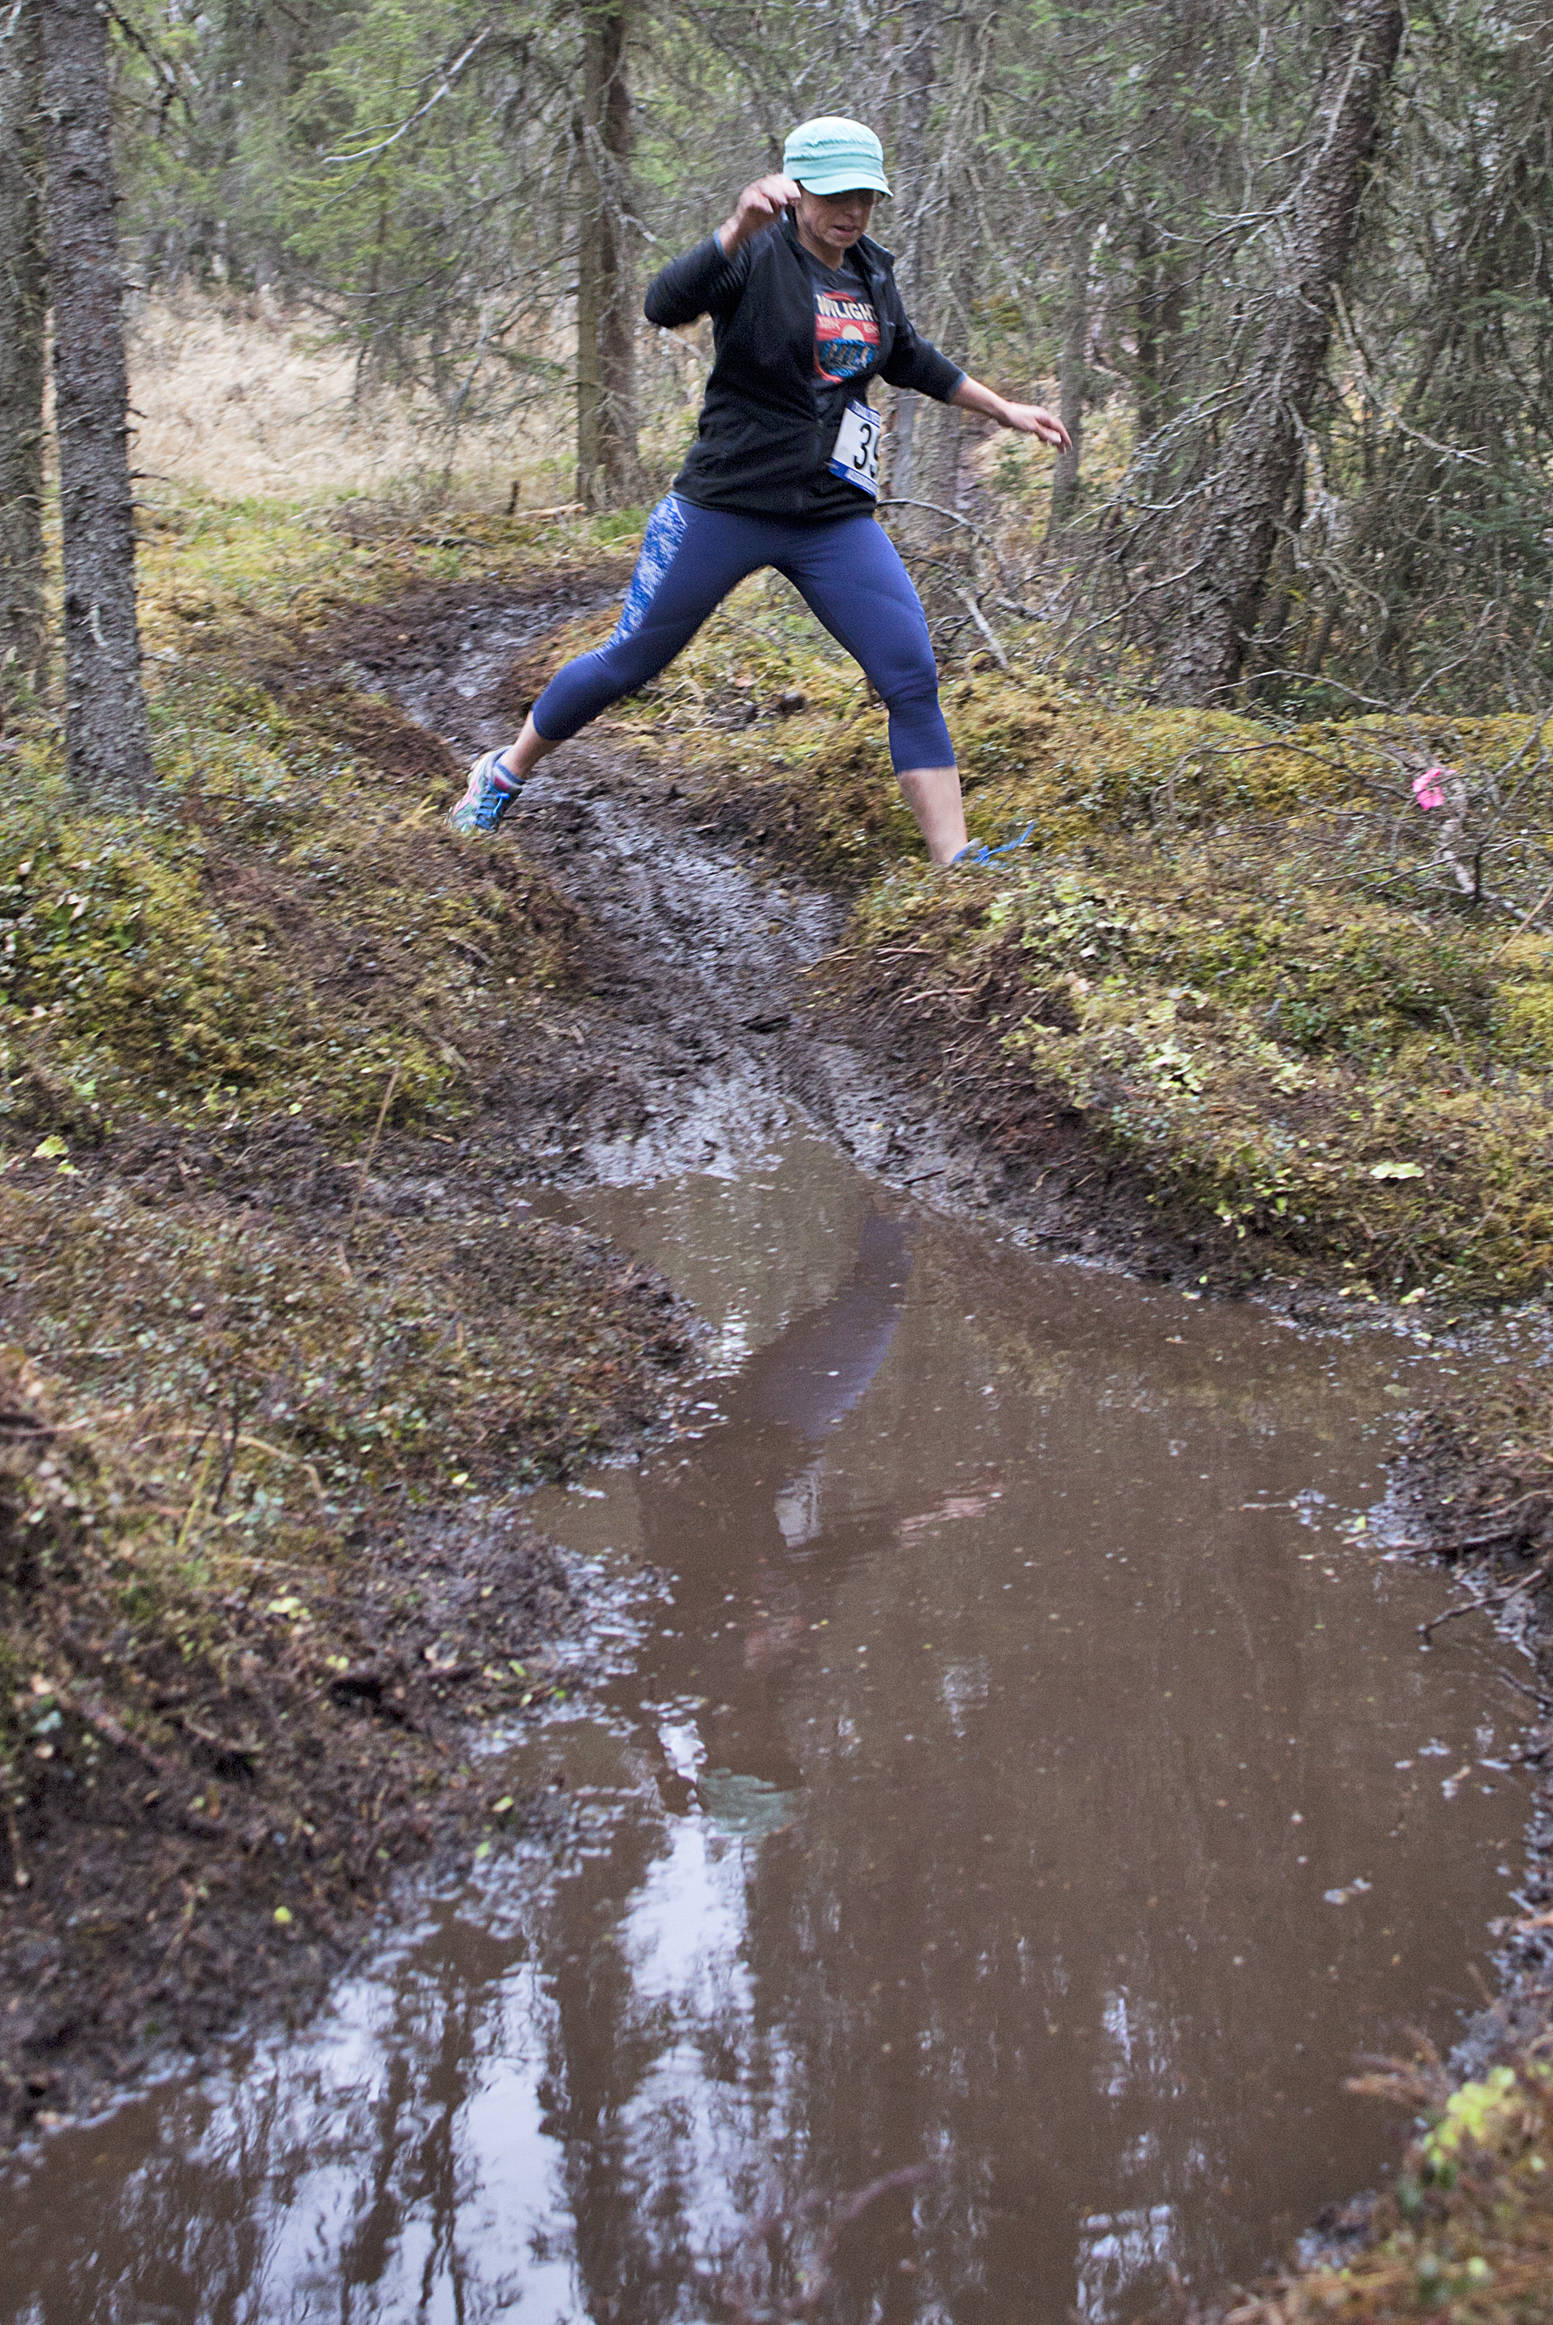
[828, 399, 881, 498]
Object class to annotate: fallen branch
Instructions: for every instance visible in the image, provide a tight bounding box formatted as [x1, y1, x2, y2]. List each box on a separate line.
[1419, 1544, 1553, 1643]
[955, 587, 1010, 670]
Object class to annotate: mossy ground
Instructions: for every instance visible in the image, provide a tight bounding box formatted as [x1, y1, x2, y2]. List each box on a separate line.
[0, 494, 694, 2136]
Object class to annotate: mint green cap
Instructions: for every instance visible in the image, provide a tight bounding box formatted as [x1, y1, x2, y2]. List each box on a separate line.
[783, 116, 891, 197]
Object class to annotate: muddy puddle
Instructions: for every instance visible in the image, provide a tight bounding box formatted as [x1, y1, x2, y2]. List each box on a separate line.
[0, 1136, 1532, 2325]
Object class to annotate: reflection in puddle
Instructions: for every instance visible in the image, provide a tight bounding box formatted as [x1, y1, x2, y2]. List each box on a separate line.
[0, 1139, 1530, 2324]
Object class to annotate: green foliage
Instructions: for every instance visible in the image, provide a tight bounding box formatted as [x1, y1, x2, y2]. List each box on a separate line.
[118, 0, 575, 419]
[0, 687, 561, 1141]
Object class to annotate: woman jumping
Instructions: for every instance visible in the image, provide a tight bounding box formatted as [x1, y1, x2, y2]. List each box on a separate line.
[449, 115, 1070, 866]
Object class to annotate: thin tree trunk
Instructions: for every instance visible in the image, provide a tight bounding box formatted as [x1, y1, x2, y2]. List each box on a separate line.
[1134, 213, 1187, 442]
[575, 0, 637, 509]
[42, 0, 152, 803]
[1155, 0, 1403, 706]
[891, 3, 985, 555]
[1046, 215, 1091, 539]
[0, 0, 48, 711]
[884, 0, 936, 514]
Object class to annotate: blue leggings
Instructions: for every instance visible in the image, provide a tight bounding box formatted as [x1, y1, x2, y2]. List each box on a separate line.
[532, 494, 955, 772]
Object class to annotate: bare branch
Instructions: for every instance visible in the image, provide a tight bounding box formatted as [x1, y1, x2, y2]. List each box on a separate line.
[322, 23, 495, 167]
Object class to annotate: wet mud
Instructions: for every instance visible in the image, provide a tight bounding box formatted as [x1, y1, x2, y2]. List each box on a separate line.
[322, 575, 1141, 1239]
[0, 1216, 695, 2144]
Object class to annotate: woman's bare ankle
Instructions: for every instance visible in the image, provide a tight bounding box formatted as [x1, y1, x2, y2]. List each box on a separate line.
[500, 716, 562, 789]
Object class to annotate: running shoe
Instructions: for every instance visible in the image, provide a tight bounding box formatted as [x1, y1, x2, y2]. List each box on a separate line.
[449, 749, 522, 835]
[948, 821, 1036, 868]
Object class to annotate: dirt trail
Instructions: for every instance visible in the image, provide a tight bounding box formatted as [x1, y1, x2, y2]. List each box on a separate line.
[337, 578, 1096, 1243]
[9, 569, 1551, 2276]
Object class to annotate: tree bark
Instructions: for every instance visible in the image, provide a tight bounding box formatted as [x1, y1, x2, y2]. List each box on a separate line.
[886, 0, 937, 529]
[1046, 215, 1091, 540]
[0, 0, 48, 712]
[1155, 0, 1403, 705]
[575, 0, 637, 509]
[42, 0, 152, 803]
[889, 2, 984, 553]
[1133, 213, 1188, 443]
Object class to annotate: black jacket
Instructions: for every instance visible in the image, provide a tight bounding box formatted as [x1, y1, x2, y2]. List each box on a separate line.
[643, 214, 964, 519]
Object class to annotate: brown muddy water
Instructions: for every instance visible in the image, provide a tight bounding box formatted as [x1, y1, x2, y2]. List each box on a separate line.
[0, 1135, 1533, 2325]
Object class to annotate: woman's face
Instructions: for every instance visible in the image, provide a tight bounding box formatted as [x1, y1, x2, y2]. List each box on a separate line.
[795, 185, 877, 262]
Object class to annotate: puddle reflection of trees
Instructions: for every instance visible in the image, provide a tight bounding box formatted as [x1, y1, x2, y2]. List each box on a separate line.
[517, 1198, 1513, 2325]
[0, 1191, 1522, 2325]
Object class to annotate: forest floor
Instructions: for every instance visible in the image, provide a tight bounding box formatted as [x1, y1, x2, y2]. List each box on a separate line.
[5, 496, 1553, 2314]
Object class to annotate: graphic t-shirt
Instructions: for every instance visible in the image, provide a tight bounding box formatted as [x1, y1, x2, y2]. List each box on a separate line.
[803, 251, 883, 515]
[811, 254, 879, 373]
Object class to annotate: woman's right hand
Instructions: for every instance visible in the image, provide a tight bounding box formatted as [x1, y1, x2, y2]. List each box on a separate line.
[717, 174, 802, 255]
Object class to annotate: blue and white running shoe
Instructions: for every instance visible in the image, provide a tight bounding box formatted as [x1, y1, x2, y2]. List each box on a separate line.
[948, 821, 1036, 868]
[449, 749, 522, 835]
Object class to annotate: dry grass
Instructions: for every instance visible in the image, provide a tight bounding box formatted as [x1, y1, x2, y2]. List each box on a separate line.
[124, 284, 1065, 533]
[127, 286, 577, 508]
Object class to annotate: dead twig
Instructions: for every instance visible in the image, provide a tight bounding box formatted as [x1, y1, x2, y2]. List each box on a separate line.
[172, 1436, 219, 1560]
[61, 1684, 183, 1789]
[1490, 866, 1553, 959]
[1420, 1543, 1553, 1643]
[344, 1060, 402, 1252]
[322, 23, 495, 166]
[445, 933, 495, 969]
[954, 587, 1010, 670]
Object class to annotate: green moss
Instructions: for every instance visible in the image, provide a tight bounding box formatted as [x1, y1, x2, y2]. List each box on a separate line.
[186, 515, 1538, 1306]
[606, 588, 1553, 889]
[8, 1179, 689, 1528]
[831, 823, 1553, 1297]
[134, 485, 632, 643]
[0, 493, 642, 1161]
[1491, 972, 1553, 1073]
[0, 659, 580, 1146]
[0, 498, 699, 1934]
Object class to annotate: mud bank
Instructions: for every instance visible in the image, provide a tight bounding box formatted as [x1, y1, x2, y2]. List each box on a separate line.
[0, 531, 691, 2140]
[0, 1174, 696, 2142]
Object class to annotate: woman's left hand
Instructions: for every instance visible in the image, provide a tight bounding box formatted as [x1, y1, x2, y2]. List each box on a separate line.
[948, 377, 1073, 449]
[1002, 403, 1072, 449]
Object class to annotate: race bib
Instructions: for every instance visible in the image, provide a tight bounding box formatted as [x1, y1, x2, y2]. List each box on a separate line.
[828, 399, 881, 497]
